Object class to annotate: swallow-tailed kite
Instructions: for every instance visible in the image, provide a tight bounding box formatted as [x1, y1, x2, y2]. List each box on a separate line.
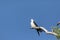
[30, 19, 57, 36]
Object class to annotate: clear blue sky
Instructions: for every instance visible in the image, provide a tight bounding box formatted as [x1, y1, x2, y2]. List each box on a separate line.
[0, 0, 60, 40]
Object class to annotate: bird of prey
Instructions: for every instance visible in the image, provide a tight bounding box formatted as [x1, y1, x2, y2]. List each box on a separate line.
[30, 19, 43, 36]
[30, 19, 57, 36]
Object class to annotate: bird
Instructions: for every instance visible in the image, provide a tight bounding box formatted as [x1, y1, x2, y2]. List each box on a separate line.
[30, 19, 43, 36]
[30, 19, 57, 36]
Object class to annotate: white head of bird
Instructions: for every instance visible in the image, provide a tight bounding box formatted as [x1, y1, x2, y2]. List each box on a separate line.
[31, 19, 34, 22]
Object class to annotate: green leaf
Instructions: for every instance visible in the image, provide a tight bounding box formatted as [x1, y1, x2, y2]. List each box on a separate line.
[52, 26, 60, 40]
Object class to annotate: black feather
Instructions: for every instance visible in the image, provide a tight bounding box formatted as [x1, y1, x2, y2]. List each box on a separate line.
[37, 30, 40, 36]
[33, 21, 38, 27]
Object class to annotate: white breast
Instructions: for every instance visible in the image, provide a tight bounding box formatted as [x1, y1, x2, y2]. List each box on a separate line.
[31, 21, 37, 28]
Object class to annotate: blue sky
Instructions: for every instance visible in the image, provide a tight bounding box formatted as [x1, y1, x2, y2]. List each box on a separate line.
[0, 0, 60, 40]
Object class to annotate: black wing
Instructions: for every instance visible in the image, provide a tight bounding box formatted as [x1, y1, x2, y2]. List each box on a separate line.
[33, 21, 38, 27]
[37, 30, 40, 36]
